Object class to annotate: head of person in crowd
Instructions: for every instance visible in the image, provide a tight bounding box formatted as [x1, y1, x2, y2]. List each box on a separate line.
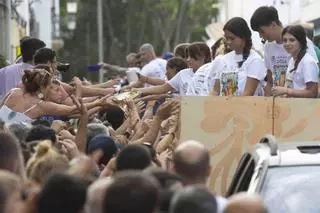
[33, 47, 57, 73]
[25, 124, 57, 146]
[20, 37, 46, 64]
[186, 42, 211, 71]
[0, 132, 25, 179]
[26, 140, 69, 184]
[116, 145, 152, 172]
[6, 123, 31, 163]
[144, 167, 183, 190]
[282, 25, 307, 72]
[7, 123, 30, 143]
[250, 6, 282, 43]
[87, 123, 110, 145]
[32, 119, 51, 127]
[166, 57, 189, 80]
[99, 106, 125, 130]
[139, 43, 157, 65]
[87, 134, 118, 167]
[224, 193, 268, 213]
[22, 68, 52, 94]
[173, 140, 211, 185]
[174, 43, 190, 59]
[126, 53, 139, 67]
[170, 186, 217, 213]
[0, 170, 23, 213]
[211, 37, 231, 60]
[223, 17, 252, 67]
[32, 61, 67, 104]
[22, 68, 63, 104]
[86, 178, 113, 213]
[38, 172, 90, 213]
[102, 171, 160, 213]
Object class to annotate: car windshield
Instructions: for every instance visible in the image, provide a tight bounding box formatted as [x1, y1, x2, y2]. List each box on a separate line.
[261, 166, 320, 213]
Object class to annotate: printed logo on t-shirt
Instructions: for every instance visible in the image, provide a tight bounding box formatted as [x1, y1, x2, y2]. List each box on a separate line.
[272, 64, 287, 87]
[271, 55, 290, 87]
[220, 72, 239, 96]
[285, 71, 294, 88]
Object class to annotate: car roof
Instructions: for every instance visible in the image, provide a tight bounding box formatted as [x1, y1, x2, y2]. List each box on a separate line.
[253, 140, 320, 167]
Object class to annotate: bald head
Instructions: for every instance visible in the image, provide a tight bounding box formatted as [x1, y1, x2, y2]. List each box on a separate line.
[225, 193, 268, 213]
[86, 178, 113, 213]
[173, 140, 210, 185]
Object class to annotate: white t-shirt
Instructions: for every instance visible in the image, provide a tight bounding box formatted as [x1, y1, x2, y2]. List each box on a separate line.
[207, 55, 225, 94]
[168, 68, 194, 96]
[286, 53, 319, 89]
[216, 50, 266, 96]
[264, 37, 318, 87]
[139, 58, 167, 87]
[186, 63, 212, 96]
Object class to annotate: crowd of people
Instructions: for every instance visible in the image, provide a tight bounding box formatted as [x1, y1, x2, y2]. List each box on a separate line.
[0, 5, 319, 213]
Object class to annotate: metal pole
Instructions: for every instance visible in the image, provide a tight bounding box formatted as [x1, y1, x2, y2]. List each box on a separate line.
[6, 0, 11, 62]
[97, 0, 104, 83]
[26, 0, 30, 36]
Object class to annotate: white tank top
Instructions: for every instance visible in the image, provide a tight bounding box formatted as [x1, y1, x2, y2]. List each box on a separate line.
[0, 90, 42, 125]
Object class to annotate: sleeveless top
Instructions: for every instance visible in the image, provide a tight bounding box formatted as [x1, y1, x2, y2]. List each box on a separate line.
[0, 89, 43, 125]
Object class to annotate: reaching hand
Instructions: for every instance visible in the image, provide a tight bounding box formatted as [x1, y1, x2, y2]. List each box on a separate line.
[58, 139, 80, 160]
[156, 99, 180, 121]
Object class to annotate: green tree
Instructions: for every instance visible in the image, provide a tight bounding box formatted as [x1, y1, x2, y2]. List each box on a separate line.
[59, 0, 218, 82]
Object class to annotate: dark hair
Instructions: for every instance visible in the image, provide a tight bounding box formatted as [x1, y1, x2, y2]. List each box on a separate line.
[25, 125, 57, 144]
[99, 107, 125, 130]
[7, 123, 30, 142]
[22, 69, 53, 94]
[87, 134, 118, 165]
[166, 57, 188, 75]
[174, 43, 190, 59]
[144, 167, 183, 189]
[250, 6, 281, 31]
[223, 17, 252, 67]
[32, 119, 51, 127]
[0, 132, 21, 174]
[116, 145, 152, 172]
[186, 42, 211, 64]
[38, 173, 90, 213]
[170, 186, 217, 213]
[20, 38, 46, 63]
[211, 37, 230, 60]
[282, 25, 307, 73]
[102, 171, 160, 213]
[34, 48, 56, 65]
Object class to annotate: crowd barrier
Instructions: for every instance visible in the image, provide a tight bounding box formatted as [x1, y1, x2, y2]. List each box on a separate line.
[180, 96, 320, 195]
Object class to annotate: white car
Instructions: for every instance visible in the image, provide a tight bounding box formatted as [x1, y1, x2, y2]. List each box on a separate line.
[227, 135, 320, 213]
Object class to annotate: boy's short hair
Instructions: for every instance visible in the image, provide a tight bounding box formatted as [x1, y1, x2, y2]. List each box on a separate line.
[250, 6, 281, 31]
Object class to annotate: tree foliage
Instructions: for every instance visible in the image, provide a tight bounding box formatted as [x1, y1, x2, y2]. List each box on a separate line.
[59, 0, 218, 82]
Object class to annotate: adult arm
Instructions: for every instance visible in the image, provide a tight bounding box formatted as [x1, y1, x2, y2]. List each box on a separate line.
[138, 83, 173, 95]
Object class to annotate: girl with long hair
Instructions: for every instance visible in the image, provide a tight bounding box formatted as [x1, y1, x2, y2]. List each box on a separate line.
[272, 25, 319, 98]
[212, 17, 266, 96]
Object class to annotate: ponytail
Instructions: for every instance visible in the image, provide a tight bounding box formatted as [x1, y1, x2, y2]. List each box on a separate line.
[238, 38, 252, 68]
[290, 48, 306, 73]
